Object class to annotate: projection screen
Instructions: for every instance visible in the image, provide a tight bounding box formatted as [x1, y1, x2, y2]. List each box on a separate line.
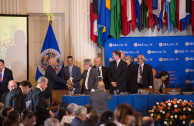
[0, 15, 28, 82]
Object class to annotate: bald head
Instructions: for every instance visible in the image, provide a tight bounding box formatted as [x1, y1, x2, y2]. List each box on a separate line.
[49, 58, 57, 67]
[8, 80, 17, 91]
[120, 52, 125, 60]
[142, 116, 154, 126]
[97, 81, 105, 90]
[94, 57, 102, 67]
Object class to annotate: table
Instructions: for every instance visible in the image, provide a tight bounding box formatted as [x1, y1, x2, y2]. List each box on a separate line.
[62, 95, 194, 116]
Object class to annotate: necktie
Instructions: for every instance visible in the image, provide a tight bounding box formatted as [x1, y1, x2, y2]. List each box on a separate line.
[69, 66, 72, 77]
[97, 67, 100, 76]
[115, 62, 118, 71]
[139, 66, 143, 84]
[82, 70, 88, 90]
[0, 70, 2, 82]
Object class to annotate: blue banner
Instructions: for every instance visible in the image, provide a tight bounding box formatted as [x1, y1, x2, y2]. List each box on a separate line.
[104, 36, 194, 86]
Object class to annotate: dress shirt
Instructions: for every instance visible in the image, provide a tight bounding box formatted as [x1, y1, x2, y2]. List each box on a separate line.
[85, 67, 91, 90]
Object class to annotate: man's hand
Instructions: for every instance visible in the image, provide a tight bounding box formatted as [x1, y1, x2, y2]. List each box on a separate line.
[68, 86, 74, 91]
[111, 82, 117, 87]
[67, 80, 72, 86]
[49, 111, 54, 118]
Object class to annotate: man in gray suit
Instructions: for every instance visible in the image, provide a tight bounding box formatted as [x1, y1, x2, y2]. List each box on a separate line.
[68, 59, 99, 95]
[89, 81, 112, 115]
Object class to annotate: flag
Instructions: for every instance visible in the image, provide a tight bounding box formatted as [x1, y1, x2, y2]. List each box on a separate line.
[131, 0, 136, 31]
[121, 0, 130, 36]
[90, 0, 98, 43]
[153, 0, 162, 29]
[135, 0, 143, 31]
[176, 0, 182, 32]
[146, 0, 154, 29]
[35, 21, 63, 82]
[110, 0, 121, 39]
[170, 0, 176, 26]
[192, 0, 194, 35]
[141, 0, 148, 28]
[179, 0, 191, 31]
[153, 0, 158, 9]
[165, 0, 174, 33]
[162, 0, 168, 26]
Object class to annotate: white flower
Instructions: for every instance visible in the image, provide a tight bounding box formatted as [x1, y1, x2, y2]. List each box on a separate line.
[164, 121, 167, 124]
[177, 101, 180, 104]
[175, 115, 177, 118]
[174, 105, 177, 108]
[160, 110, 162, 113]
[188, 108, 191, 111]
[191, 120, 193, 124]
[168, 103, 171, 106]
[162, 111, 165, 114]
[183, 121, 185, 124]
[151, 110, 154, 112]
[156, 102, 159, 105]
[151, 114, 153, 117]
[170, 115, 173, 118]
[183, 108, 186, 111]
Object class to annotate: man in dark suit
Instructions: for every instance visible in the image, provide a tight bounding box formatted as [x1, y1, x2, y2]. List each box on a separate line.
[62, 56, 81, 94]
[89, 81, 112, 115]
[108, 50, 128, 94]
[71, 106, 87, 126]
[135, 54, 153, 89]
[125, 56, 138, 94]
[93, 57, 110, 89]
[4, 81, 31, 113]
[0, 59, 14, 96]
[68, 59, 99, 95]
[1, 80, 17, 104]
[45, 58, 67, 99]
[29, 77, 54, 126]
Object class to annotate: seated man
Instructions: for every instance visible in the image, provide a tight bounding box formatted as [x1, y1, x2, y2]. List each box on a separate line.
[89, 81, 112, 115]
[71, 106, 87, 126]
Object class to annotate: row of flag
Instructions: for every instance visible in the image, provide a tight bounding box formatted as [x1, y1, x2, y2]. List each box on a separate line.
[90, 0, 194, 47]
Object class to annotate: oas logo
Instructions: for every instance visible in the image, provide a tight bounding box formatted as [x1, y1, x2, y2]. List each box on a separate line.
[124, 44, 128, 47]
[185, 69, 189, 73]
[159, 43, 163, 47]
[147, 50, 151, 54]
[174, 50, 178, 54]
[109, 43, 113, 47]
[134, 58, 137, 62]
[159, 58, 163, 62]
[109, 58, 113, 62]
[134, 43, 138, 47]
[185, 42, 189, 46]
[38, 49, 63, 75]
[185, 80, 190, 84]
[185, 57, 189, 61]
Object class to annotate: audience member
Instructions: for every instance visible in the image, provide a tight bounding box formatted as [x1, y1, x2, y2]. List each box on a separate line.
[71, 106, 87, 126]
[4, 81, 31, 113]
[1, 80, 17, 104]
[89, 81, 112, 115]
[93, 57, 110, 89]
[153, 71, 169, 94]
[1, 106, 14, 125]
[60, 103, 78, 125]
[134, 112, 143, 126]
[84, 104, 93, 118]
[62, 56, 81, 94]
[135, 54, 153, 89]
[114, 104, 135, 126]
[96, 111, 114, 126]
[29, 77, 54, 126]
[142, 116, 154, 126]
[20, 109, 36, 126]
[44, 118, 60, 126]
[108, 50, 127, 94]
[7, 110, 20, 126]
[55, 103, 67, 122]
[80, 111, 99, 126]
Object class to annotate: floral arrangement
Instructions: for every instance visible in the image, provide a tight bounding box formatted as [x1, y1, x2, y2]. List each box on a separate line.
[149, 99, 194, 125]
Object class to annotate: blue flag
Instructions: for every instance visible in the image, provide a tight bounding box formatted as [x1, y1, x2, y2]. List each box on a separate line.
[35, 21, 63, 83]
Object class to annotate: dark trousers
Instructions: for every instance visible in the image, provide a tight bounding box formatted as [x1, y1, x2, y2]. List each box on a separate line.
[138, 83, 145, 89]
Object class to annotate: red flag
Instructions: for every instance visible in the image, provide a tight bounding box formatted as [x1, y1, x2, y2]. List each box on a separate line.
[176, 0, 182, 32]
[90, 2, 98, 43]
[131, 0, 136, 31]
[121, 0, 130, 36]
[146, 0, 154, 29]
[191, 0, 194, 35]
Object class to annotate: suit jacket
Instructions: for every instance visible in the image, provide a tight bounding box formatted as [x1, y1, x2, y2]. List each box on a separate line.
[4, 87, 25, 113]
[89, 89, 112, 115]
[71, 117, 82, 126]
[126, 63, 138, 93]
[135, 64, 153, 88]
[0, 91, 9, 104]
[62, 65, 81, 94]
[29, 87, 50, 125]
[93, 66, 110, 89]
[45, 65, 67, 97]
[72, 67, 99, 94]
[80, 118, 94, 126]
[153, 78, 165, 94]
[108, 60, 128, 93]
[0, 67, 13, 94]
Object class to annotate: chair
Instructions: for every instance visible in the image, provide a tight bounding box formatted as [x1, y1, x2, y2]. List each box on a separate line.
[50, 90, 69, 111]
[138, 88, 157, 94]
[162, 88, 181, 95]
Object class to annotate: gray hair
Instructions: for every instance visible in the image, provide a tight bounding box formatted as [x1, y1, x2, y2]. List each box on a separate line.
[75, 106, 87, 117]
[83, 59, 92, 66]
[125, 56, 134, 63]
[44, 118, 59, 126]
[37, 77, 48, 84]
[67, 103, 78, 114]
[138, 54, 146, 62]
